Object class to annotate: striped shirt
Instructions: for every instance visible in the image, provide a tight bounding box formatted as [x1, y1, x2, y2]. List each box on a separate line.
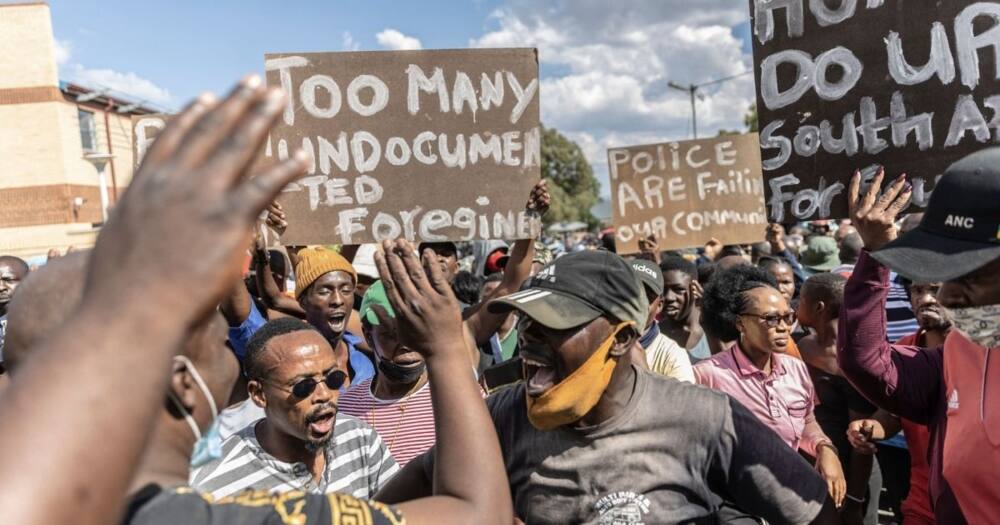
[190, 415, 399, 500]
[338, 378, 436, 467]
[886, 272, 919, 343]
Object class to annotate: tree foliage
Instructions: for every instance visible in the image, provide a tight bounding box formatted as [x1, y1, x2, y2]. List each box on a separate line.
[745, 104, 758, 132]
[540, 125, 600, 228]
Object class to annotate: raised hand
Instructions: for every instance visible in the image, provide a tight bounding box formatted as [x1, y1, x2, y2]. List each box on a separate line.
[527, 179, 551, 217]
[704, 238, 723, 261]
[374, 239, 465, 361]
[637, 234, 660, 264]
[765, 223, 786, 253]
[85, 75, 307, 325]
[265, 200, 288, 235]
[847, 167, 912, 252]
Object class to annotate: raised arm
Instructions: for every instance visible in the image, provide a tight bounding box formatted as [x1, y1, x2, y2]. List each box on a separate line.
[465, 180, 549, 346]
[0, 77, 307, 524]
[837, 169, 943, 422]
[252, 235, 306, 318]
[375, 240, 512, 525]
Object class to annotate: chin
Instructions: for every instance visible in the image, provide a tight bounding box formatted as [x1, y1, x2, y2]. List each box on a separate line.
[304, 436, 332, 453]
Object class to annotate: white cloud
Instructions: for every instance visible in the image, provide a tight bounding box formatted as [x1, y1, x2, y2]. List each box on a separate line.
[67, 64, 174, 106]
[470, 1, 754, 196]
[376, 29, 422, 50]
[53, 39, 71, 65]
[341, 31, 361, 51]
[53, 36, 174, 107]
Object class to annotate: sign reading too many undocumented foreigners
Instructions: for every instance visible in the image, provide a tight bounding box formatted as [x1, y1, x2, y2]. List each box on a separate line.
[265, 49, 541, 245]
[608, 134, 768, 254]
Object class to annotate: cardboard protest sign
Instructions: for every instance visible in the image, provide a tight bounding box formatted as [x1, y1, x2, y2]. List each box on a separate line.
[264, 49, 541, 245]
[608, 134, 767, 254]
[750, 0, 1000, 222]
[131, 114, 168, 168]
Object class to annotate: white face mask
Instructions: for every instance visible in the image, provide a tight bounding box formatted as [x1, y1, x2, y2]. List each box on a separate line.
[168, 355, 223, 467]
[947, 304, 1000, 348]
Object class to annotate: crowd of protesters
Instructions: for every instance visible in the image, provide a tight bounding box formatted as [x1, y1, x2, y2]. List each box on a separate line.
[0, 75, 996, 525]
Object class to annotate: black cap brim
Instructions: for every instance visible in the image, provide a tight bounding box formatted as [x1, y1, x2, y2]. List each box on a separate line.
[871, 227, 1000, 282]
[488, 288, 601, 330]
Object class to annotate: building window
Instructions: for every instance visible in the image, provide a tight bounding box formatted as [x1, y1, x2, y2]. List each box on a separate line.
[78, 109, 97, 152]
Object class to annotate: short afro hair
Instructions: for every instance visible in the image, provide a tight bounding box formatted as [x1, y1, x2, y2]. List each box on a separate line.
[659, 256, 697, 282]
[701, 265, 778, 341]
[244, 317, 317, 380]
[451, 270, 484, 306]
[801, 272, 847, 317]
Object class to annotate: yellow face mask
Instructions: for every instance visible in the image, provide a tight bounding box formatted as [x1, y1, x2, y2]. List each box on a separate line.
[526, 322, 633, 431]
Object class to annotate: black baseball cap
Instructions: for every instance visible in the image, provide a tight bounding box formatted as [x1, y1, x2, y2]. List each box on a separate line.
[872, 148, 1000, 282]
[488, 250, 649, 330]
[630, 259, 664, 297]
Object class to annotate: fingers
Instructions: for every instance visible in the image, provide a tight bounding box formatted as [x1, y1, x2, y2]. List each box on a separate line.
[394, 239, 433, 295]
[384, 240, 422, 306]
[886, 179, 913, 217]
[232, 150, 309, 222]
[140, 93, 215, 169]
[173, 75, 267, 174]
[202, 87, 290, 189]
[847, 169, 862, 217]
[422, 248, 453, 297]
[833, 479, 846, 507]
[371, 304, 393, 327]
[873, 173, 908, 214]
[859, 166, 885, 215]
[375, 242, 409, 318]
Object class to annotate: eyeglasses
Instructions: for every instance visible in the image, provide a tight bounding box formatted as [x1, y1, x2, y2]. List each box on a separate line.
[267, 369, 348, 398]
[740, 312, 796, 329]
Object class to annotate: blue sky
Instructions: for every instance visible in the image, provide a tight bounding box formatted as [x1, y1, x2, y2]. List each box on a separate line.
[48, 0, 755, 197]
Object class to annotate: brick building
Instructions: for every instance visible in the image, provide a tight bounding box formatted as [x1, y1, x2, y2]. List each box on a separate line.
[0, 2, 156, 258]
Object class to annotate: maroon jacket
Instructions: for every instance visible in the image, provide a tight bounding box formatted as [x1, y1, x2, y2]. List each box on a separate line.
[837, 251, 965, 523]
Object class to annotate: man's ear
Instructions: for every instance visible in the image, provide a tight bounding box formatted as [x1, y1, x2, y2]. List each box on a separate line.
[815, 299, 828, 316]
[247, 379, 267, 410]
[609, 327, 639, 358]
[170, 360, 198, 412]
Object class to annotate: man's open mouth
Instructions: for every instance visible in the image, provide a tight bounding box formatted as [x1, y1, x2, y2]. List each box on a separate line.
[522, 350, 557, 397]
[307, 410, 336, 438]
[327, 312, 347, 331]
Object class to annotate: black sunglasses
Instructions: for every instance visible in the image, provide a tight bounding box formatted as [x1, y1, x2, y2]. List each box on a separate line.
[268, 370, 348, 398]
[740, 311, 796, 329]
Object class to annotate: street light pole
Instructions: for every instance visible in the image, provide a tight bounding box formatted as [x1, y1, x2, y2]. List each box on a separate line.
[668, 71, 752, 140]
[668, 82, 698, 139]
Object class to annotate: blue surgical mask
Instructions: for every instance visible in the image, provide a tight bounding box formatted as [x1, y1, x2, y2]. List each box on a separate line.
[169, 356, 223, 468]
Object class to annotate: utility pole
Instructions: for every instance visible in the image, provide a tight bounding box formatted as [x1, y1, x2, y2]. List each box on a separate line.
[668, 71, 752, 139]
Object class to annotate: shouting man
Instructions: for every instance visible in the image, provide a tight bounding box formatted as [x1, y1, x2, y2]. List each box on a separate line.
[192, 318, 397, 499]
[378, 250, 840, 523]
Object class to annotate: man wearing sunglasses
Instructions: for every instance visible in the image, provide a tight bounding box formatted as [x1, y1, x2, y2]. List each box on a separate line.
[191, 317, 398, 499]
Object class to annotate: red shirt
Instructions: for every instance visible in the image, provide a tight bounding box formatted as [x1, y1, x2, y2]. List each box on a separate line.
[895, 332, 936, 525]
[337, 378, 436, 467]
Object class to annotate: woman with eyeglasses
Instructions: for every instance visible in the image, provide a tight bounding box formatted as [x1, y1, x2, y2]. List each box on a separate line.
[694, 265, 848, 512]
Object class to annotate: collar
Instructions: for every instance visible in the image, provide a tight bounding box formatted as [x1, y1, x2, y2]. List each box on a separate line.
[245, 421, 331, 477]
[639, 323, 660, 349]
[731, 343, 785, 378]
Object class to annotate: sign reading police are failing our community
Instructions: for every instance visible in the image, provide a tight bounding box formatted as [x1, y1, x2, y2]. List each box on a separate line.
[608, 134, 768, 254]
[751, 0, 1000, 222]
[264, 48, 541, 245]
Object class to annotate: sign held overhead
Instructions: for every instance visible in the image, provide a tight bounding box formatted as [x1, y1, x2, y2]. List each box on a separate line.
[265, 48, 541, 245]
[608, 133, 767, 254]
[750, 0, 1000, 221]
